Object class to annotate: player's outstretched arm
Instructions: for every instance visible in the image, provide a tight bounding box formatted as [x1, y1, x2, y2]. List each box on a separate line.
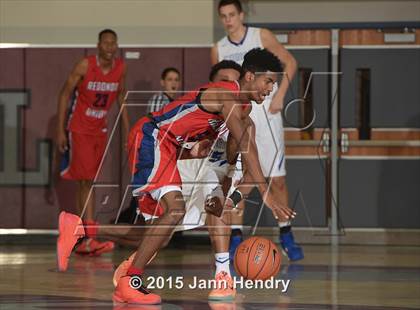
[261, 28, 298, 113]
[226, 105, 253, 164]
[220, 92, 295, 220]
[56, 58, 88, 153]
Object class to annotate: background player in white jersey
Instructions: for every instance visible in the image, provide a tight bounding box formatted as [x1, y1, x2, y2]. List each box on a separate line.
[211, 0, 303, 261]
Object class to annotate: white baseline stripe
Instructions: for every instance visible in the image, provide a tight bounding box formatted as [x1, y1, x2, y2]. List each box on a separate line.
[0, 229, 58, 235]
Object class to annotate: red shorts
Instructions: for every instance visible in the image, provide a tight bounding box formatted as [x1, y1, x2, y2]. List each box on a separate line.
[60, 131, 107, 180]
[135, 194, 164, 219]
[128, 117, 181, 217]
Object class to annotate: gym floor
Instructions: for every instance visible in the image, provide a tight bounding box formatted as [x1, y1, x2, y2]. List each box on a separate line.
[1, 241, 419, 309]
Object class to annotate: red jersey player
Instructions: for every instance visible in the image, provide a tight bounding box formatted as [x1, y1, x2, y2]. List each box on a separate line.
[56, 29, 129, 258]
[58, 48, 296, 304]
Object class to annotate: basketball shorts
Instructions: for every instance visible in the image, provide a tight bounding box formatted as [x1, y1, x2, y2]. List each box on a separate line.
[60, 131, 107, 180]
[128, 117, 182, 218]
[134, 158, 225, 230]
[176, 159, 224, 231]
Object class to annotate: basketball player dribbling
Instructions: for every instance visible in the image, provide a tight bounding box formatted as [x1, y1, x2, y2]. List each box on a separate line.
[58, 60, 246, 301]
[57, 48, 296, 304]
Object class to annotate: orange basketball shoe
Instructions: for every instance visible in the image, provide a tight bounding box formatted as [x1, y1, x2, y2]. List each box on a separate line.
[91, 240, 115, 256]
[113, 275, 161, 305]
[56, 211, 85, 271]
[113, 251, 157, 287]
[75, 238, 115, 256]
[208, 271, 236, 301]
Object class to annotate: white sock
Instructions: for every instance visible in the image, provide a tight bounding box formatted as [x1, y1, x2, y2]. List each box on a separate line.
[278, 221, 291, 228]
[215, 252, 230, 276]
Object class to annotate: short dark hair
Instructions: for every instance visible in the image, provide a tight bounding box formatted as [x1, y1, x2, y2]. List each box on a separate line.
[218, 0, 243, 13]
[98, 29, 117, 41]
[209, 60, 242, 82]
[161, 67, 180, 80]
[241, 48, 283, 78]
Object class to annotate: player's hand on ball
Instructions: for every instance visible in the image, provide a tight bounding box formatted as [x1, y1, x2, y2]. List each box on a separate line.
[205, 196, 224, 217]
[56, 130, 68, 153]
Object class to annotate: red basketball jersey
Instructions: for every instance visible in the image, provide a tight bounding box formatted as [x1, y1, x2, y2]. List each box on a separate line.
[133, 80, 245, 147]
[67, 55, 125, 135]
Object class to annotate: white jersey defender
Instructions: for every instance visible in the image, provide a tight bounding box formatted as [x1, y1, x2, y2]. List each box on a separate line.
[217, 27, 286, 179]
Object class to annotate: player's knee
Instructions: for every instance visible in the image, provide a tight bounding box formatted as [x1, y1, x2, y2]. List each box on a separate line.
[167, 207, 186, 224]
[161, 191, 186, 224]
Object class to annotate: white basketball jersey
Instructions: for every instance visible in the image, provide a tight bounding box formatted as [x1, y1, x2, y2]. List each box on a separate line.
[206, 123, 230, 172]
[217, 27, 263, 65]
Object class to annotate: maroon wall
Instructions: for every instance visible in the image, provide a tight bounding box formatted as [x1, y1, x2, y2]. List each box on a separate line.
[0, 49, 25, 228]
[0, 47, 211, 228]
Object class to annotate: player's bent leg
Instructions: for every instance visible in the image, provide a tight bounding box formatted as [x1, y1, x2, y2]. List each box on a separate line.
[131, 190, 185, 268]
[271, 176, 304, 261]
[113, 190, 185, 305]
[229, 200, 244, 261]
[112, 220, 168, 287]
[97, 223, 147, 246]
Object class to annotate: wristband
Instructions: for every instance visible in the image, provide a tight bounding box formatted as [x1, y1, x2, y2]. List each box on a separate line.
[228, 189, 243, 207]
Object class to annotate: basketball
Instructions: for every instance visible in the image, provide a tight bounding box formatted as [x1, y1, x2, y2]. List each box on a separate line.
[233, 236, 281, 280]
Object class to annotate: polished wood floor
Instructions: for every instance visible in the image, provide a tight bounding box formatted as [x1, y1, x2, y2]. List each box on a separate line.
[0, 241, 419, 309]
